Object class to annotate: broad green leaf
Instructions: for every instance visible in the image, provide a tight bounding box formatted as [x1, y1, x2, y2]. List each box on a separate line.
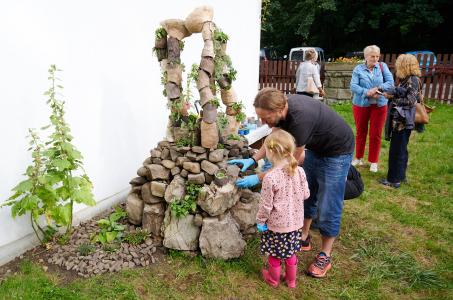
[106, 231, 118, 243]
[12, 179, 33, 193]
[56, 186, 70, 200]
[53, 204, 71, 226]
[52, 159, 71, 171]
[71, 189, 95, 206]
[97, 219, 110, 227]
[98, 233, 107, 245]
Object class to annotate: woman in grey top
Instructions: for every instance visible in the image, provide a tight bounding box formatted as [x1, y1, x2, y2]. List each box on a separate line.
[295, 48, 324, 99]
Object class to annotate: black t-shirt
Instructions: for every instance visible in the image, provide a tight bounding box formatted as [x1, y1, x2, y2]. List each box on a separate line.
[276, 94, 354, 156]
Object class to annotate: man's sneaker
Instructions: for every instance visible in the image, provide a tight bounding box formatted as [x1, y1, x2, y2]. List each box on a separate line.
[369, 163, 378, 173]
[351, 158, 364, 166]
[307, 252, 332, 278]
[300, 234, 312, 251]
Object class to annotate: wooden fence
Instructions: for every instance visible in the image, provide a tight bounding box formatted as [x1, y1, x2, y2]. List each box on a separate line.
[259, 53, 453, 104]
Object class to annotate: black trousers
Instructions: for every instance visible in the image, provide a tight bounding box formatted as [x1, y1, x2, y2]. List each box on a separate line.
[296, 91, 314, 97]
[387, 129, 412, 183]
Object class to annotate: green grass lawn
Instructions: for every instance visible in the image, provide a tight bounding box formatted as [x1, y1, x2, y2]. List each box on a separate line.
[1, 101, 452, 300]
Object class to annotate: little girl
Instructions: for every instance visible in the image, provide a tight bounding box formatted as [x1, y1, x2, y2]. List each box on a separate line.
[256, 129, 310, 288]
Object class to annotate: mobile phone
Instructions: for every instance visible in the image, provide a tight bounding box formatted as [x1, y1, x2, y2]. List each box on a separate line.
[376, 90, 383, 95]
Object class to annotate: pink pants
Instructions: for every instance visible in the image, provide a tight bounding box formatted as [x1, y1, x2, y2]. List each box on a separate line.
[352, 104, 387, 163]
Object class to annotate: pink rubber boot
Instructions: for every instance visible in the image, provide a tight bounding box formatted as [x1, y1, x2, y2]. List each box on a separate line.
[262, 256, 281, 288]
[284, 255, 298, 288]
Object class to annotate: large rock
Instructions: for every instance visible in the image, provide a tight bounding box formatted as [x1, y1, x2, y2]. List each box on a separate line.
[185, 6, 214, 33]
[201, 160, 219, 175]
[145, 164, 170, 181]
[142, 203, 165, 237]
[150, 149, 162, 158]
[151, 181, 167, 198]
[126, 193, 144, 225]
[197, 183, 240, 216]
[141, 182, 164, 204]
[183, 162, 201, 173]
[208, 149, 224, 163]
[176, 156, 190, 167]
[162, 208, 200, 251]
[137, 166, 148, 177]
[161, 159, 176, 169]
[129, 177, 147, 186]
[188, 173, 205, 184]
[199, 213, 246, 259]
[164, 176, 186, 203]
[230, 193, 260, 231]
[191, 146, 206, 154]
[161, 19, 191, 40]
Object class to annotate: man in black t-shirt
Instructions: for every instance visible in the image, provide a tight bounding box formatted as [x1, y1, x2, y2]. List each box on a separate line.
[228, 88, 354, 278]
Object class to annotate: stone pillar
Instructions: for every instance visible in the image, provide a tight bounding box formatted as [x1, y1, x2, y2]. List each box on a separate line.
[324, 63, 359, 104]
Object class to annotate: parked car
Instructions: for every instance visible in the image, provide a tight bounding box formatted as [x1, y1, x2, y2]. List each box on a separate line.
[260, 47, 278, 61]
[287, 47, 325, 63]
[345, 51, 364, 59]
[286, 47, 326, 81]
[405, 50, 437, 72]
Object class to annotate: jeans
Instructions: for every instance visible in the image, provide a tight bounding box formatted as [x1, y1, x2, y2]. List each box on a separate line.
[302, 150, 352, 237]
[387, 129, 412, 183]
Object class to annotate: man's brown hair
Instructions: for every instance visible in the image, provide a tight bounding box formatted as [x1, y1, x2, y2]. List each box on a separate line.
[253, 87, 287, 111]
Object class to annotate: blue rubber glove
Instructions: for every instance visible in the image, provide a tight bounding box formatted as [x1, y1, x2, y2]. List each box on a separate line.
[257, 223, 268, 232]
[261, 159, 273, 172]
[235, 174, 260, 188]
[228, 158, 255, 172]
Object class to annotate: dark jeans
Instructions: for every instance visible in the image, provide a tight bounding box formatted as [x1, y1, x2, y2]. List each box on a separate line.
[387, 129, 412, 183]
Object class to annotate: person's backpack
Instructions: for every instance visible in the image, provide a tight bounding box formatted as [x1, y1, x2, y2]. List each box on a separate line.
[344, 165, 364, 200]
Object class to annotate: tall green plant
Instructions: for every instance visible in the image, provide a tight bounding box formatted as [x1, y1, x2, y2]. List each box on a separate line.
[2, 65, 96, 243]
[43, 65, 96, 237]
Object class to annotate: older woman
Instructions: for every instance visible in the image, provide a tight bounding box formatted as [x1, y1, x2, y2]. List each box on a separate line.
[380, 54, 421, 188]
[350, 45, 394, 172]
[295, 48, 324, 99]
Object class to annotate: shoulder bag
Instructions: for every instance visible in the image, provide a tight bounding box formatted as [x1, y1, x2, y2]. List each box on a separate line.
[415, 79, 434, 124]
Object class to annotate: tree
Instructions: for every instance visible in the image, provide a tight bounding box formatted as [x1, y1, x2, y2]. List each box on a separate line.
[261, 0, 452, 57]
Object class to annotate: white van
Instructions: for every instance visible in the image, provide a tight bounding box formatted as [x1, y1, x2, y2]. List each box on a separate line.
[287, 47, 325, 82]
[288, 47, 325, 63]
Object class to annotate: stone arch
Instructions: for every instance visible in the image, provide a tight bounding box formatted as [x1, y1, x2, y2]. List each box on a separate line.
[153, 6, 243, 149]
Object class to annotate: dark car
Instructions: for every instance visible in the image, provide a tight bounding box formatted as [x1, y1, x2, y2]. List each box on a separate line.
[345, 51, 364, 59]
[405, 50, 437, 73]
[260, 47, 278, 61]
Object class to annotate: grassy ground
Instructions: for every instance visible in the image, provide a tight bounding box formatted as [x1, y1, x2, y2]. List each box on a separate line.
[1, 101, 452, 300]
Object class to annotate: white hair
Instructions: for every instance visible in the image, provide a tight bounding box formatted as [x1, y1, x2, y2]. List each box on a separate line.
[304, 48, 318, 62]
[364, 45, 380, 58]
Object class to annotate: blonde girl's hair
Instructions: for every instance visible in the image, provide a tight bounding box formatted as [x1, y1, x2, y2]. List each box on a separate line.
[264, 130, 298, 176]
[395, 54, 421, 79]
[254, 87, 287, 111]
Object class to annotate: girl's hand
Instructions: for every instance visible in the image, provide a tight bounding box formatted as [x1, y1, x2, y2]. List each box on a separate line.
[257, 223, 268, 232]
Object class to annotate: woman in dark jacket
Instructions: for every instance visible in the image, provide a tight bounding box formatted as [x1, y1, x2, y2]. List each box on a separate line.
[380, 54, 421, 188]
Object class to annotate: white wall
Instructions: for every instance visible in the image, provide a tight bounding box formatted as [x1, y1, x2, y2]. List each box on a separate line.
[0, 0, 262, 266]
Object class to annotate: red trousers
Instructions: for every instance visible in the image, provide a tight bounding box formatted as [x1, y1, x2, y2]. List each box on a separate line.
[352, 104, 387, 163]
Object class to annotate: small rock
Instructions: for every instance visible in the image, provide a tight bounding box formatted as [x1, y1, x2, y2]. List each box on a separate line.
[192, 146, 206, 154]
